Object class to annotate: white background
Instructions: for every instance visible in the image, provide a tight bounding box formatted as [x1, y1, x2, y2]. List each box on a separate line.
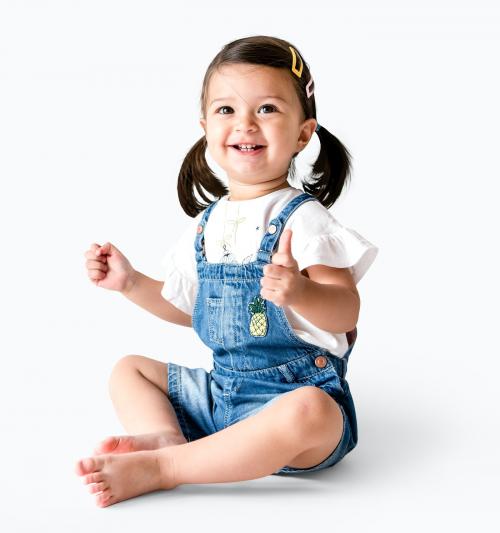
[1, 0, 499, 531]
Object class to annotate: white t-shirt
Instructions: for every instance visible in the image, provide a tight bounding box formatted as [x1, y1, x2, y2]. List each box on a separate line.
[160, 185, 379, 357]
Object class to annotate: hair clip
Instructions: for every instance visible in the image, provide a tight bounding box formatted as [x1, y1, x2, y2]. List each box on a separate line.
[289, 47, 314, 98]
[306, 76, 314, 98]
[288, 46, 303, 78]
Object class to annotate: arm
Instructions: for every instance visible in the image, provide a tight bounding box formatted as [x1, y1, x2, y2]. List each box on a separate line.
[289, 266, 360, 334]
[122, 270, 192, 328]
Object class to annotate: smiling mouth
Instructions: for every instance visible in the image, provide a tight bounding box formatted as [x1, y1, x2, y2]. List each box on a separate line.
[231, 145, 265, 152]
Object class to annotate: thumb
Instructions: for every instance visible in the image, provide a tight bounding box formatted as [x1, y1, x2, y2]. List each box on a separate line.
[96, 242, 111, 256]
[277, 229, 293, 257]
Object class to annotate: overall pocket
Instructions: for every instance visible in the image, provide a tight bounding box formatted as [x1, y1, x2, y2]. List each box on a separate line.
[207, 297, 224, 346]
[205, 295, 244, 349]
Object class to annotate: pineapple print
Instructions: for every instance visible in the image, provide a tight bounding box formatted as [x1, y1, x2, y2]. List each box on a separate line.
[248, 296, 268, 337]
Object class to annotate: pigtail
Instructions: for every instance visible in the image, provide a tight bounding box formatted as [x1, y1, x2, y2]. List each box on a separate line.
[177, 136, 229, 217]
[303, 126, 353, 209]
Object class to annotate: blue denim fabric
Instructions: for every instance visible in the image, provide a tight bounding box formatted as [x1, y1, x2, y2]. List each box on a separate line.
[167, 192, 358, 474]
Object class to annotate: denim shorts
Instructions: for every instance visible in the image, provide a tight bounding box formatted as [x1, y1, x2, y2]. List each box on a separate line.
[166, 354, 357, 475]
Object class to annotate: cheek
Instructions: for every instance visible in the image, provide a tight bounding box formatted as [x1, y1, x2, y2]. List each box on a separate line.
[285, 129, 301, 148]
[206, 133, 227, 156]
[269, 125, 298, 149]
[205, 121, 225, 141]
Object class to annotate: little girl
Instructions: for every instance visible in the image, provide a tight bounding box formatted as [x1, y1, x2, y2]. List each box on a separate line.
[75, 35, 378, 507]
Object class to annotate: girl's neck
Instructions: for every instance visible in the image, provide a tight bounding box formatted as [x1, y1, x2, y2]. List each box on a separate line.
[227, 181, 291, 202]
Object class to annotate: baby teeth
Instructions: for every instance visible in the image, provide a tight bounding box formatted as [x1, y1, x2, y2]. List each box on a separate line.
[237, 144, 259, 151]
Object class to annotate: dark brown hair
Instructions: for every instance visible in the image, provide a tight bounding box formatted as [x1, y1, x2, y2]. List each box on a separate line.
[177, 35, 352, 217]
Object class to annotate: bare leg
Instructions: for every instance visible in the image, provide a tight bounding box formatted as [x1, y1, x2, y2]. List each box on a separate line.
[76, 388, 340, 507]
[95, 355, 187, 454]
[162, 388, 334, 484]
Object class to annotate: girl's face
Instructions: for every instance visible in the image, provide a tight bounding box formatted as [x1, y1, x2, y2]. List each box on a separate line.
[200, 63, 317, 191]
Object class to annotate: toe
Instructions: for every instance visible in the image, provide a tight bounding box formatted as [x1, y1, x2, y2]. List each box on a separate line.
[75, 456, 102, 476]
[89, 481, 108, 494]
[94, 436, 119, 455]
[83, 472, 104, 485]
[96, 490, 113, 507]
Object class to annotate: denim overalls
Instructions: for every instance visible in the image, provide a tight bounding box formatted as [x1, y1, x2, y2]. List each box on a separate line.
[167, 192, 358, 474]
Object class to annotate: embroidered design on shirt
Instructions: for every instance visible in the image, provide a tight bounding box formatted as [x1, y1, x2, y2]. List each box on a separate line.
[248, 296, 268, 337]
[217, 202, 247, 262]
[220, 243, 238, 263]
[241, 253, 255, 264]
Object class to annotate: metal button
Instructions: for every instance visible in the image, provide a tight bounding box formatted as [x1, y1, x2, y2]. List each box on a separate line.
[314, 356, 327, 368]
[197, 225, 203, 234]
[268, 224, 277, 234]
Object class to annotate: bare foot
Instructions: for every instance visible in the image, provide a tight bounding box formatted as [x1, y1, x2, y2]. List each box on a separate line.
[93, 430, 187, 455]
[75, 448, 177, 508]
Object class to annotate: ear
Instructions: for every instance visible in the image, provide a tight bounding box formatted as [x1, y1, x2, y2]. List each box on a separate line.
[296, 118, 318, 152]
[199, 117, 207, 134]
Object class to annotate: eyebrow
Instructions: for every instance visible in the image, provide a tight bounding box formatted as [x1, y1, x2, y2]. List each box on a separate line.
[209, 95, 288, 107]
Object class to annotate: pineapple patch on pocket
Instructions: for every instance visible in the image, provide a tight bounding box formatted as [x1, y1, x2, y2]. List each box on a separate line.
[248, 295, 268, 337]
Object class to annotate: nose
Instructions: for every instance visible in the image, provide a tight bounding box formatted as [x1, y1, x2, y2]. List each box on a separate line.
[235, 112, 257, 132]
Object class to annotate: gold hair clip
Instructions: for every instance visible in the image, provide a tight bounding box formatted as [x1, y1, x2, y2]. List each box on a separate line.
[288, 46, 303, 78]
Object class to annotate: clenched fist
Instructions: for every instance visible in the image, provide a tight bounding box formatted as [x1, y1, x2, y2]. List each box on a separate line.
[84, 242, 137, 293]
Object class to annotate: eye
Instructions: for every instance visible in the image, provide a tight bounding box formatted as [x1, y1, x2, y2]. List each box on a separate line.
[259, 104, 277, 114]
[216, 106, 233, 115]
[215, 104, 278, 115]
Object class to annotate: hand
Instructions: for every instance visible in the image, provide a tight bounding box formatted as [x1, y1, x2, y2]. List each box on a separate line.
[260, 229, 306, 307]
[84, 242, 137, 293]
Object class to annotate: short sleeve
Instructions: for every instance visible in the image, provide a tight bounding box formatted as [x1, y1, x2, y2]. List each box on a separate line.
[297, 226, 379, 285]
[159, 215, 201, 315]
